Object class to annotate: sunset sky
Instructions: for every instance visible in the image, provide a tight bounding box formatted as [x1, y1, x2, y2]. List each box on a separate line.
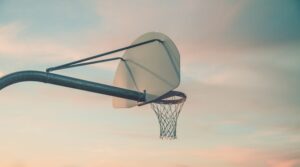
[0, 0, 300, 167]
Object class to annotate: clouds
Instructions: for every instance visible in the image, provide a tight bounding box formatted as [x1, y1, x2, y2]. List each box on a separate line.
[93, 0, 248, 43]
[269, 159, 300, 167]
[0, 22, 87, 62]
[0, 71, 4, 77]
[195, 146, 300, 167]
[229, 0, 300, 44]
[0, 0, 99, 37]
[0, 1, 300, 167]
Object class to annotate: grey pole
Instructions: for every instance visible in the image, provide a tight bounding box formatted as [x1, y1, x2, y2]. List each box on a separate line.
[0, 71, 145, 102]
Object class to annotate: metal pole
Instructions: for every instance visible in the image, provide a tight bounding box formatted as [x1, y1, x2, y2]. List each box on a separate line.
[0, 71, 145, 102]
[46, 39, 163, 72]
[46, 57, 124, 72]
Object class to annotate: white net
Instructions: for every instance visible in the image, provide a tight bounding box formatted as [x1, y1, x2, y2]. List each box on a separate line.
[151, 94, 186, 139]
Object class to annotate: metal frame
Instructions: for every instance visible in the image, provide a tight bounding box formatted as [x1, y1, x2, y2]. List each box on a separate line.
[0, 39, 166, 103]
[0, 71, 146, 102]
[46, 39, 163, 72]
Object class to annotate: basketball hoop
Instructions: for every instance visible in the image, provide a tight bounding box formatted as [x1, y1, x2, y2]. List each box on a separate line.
[151, 91, 186, 139]
[0, 32, 187, 140]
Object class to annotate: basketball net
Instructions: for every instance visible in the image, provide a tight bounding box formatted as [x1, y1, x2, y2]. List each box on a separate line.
[150, 91, 186, 139]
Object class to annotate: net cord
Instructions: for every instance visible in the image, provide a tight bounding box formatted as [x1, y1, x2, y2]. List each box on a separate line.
[150, 91, 186, 139]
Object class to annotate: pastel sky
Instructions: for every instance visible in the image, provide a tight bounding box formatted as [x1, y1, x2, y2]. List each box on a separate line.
[0, 0, 300, 167]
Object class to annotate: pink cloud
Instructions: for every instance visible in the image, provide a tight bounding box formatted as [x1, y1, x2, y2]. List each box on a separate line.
[269, 159, 300, 167]
[0, 71, 4, 77]
[195, 146, 259, 165]
[190, 146, 300, 167]
[93, 1, 249, 42]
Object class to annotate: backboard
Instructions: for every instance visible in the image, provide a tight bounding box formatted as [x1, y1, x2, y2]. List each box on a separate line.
[113, 32, 180, 108]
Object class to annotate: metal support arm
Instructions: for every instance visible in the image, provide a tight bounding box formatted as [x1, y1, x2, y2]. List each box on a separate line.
[46, 57, 125, 72]
[46, 39, 163, 72]
[0, 39, 166, 102]
[0, 71, 145, 102]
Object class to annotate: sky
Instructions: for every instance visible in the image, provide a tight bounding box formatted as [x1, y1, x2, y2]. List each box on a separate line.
[0, 0, 300, 167]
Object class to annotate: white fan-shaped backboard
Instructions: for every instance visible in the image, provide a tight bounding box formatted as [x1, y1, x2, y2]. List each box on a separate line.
[113, 32, 180, 108]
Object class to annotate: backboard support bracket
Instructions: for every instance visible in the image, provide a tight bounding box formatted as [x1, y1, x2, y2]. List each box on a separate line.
[46, 39, 164, 73]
